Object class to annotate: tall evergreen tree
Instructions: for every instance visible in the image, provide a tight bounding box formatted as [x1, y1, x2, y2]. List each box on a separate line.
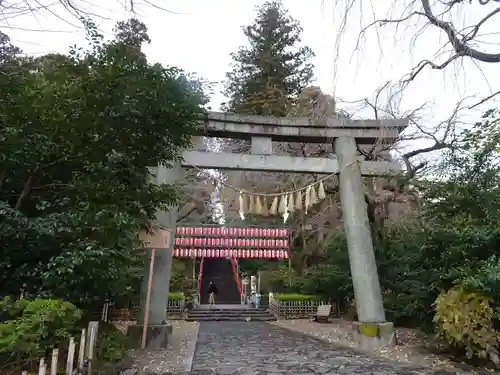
[223, 1, 315, 117]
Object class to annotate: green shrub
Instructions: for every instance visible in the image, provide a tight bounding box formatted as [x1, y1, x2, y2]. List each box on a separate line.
[95, 322, 132, 364]
[0, 298, 82, 357]
[168, 292, 185, 301]
[434, 286, 499, 365]
[273, 293, 319, 301]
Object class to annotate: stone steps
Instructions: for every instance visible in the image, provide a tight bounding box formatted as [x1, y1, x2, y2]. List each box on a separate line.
[185, 307, 276, 322]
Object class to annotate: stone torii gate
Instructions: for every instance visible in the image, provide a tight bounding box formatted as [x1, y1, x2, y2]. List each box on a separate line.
[128, 112, 407, 348]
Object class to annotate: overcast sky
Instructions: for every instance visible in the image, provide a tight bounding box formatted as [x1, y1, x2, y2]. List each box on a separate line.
[4, 0, 500, 133]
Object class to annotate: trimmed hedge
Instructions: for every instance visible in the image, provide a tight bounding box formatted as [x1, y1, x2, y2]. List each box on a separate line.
[168, 292, 185, 301]
[273, 293, 319, 301]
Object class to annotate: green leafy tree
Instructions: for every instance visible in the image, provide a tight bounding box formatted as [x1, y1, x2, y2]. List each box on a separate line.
[223, 0, 314, 116]
[0, 19, 206, 305]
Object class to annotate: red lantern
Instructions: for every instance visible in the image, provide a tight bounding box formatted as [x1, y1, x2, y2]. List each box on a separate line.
[200, 248, 205, 257]
[283, 239, 289, 248]
[257, 249, 262, 258]
[221, 227, 228, 236]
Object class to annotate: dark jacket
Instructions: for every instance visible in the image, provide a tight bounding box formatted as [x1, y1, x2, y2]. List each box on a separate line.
[208, 283, 218, 294]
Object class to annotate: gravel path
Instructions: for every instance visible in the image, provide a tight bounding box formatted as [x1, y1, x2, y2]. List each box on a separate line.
[272, 320, 459, 369]
[129, 320, 199, 373]
[189, 322, 491, 375]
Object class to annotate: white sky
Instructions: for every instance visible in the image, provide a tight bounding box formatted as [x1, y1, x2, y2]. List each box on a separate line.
[4, 0, 500, 139]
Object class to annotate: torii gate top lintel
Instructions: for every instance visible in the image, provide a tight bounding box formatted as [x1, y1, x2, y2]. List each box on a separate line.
[182, 111, 407, 176]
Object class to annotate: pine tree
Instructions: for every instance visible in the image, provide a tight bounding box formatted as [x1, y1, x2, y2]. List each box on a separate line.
[223, 1, 315, 117]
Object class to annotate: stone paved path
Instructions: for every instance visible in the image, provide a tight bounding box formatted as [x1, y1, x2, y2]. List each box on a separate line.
[187, 322, 491, 375]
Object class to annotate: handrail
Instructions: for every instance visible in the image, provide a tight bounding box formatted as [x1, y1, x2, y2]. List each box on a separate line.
[230, 257, 242, 295]
[197, 257, 204, 300]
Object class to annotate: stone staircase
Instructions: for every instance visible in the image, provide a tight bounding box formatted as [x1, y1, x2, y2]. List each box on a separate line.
[185, 306, 276, 322]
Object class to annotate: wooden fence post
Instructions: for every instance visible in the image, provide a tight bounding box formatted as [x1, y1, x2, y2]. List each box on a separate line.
[78, 328, 86, 373]
[66, 337, 76, 375]
[86, 321, 99, 375]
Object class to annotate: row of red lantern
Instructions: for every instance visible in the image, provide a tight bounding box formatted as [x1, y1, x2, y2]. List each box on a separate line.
[172, 248, 289, 259]
[175, 227, 289, 238]
[174, 237, 289, 248]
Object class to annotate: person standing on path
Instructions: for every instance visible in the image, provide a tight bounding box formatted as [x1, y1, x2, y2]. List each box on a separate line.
[208, 281, 218, 307]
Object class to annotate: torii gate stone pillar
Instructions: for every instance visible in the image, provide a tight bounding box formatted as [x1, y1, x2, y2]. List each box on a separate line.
[335, 136, 395, 347]
[127, 163, 180, 349]
[130, 112, 406, 349]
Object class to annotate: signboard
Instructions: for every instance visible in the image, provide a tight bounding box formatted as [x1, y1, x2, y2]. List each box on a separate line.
[139, 227, 172, 248]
